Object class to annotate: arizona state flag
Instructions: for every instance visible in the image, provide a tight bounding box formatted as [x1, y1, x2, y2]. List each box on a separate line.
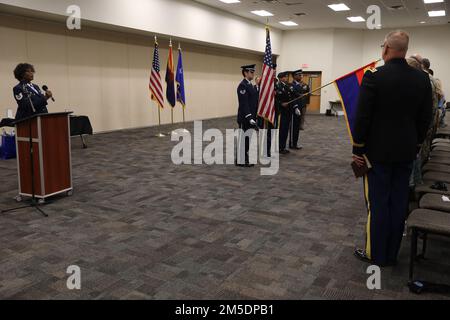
[165, 41, 176, 108]
[334, 61, 378, 143]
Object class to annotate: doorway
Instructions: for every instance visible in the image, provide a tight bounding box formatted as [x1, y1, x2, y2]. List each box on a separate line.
[302, 71, 322, 114]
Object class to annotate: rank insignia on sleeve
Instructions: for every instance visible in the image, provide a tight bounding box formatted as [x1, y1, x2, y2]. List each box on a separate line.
[15, 93, 23, 101]
[240, 90, 246, 95]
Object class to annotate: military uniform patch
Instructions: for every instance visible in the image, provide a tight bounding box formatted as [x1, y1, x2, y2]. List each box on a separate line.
[15, 92, 23, 101]
[240, 89, 246, 95]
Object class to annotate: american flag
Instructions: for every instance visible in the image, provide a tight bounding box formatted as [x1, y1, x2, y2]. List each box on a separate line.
[257, 28, 276, 125]
[149, 38, 164, 109]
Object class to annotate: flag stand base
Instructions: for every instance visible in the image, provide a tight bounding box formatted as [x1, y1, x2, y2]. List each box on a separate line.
[155, 132, 166, 138]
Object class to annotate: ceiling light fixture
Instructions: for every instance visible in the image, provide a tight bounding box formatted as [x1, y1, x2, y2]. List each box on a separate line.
[424, 0, 444, 4]
[428, 10, 446, 17]
[328, 3, 351, 11]
[251, 10, 274, 17]
[219, 0, 241, 4]
[347, 16, 365, 22]
[280, 21, 299, 26]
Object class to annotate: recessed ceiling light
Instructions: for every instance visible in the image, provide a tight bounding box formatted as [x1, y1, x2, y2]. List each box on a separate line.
[420, 21, 426, 24]
[428, 10, 446, 17]
[347, 16, 365, 22]
[251, 10, 274, 17]
[424, 0, 444, 4]
[280, 21, 298, 26]
[219, 0, 240, 4]
[328, 3, 351, 11]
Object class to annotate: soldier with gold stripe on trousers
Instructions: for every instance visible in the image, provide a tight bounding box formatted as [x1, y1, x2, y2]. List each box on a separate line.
[352, 31, 432, 267]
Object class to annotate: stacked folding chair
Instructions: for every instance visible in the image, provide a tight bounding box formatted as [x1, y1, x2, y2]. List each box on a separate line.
[408, 109, 450, 294]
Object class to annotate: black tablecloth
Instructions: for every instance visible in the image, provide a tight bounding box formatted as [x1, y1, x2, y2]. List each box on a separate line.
[70, 116, 93, 136]
[0, 118, 15, 128]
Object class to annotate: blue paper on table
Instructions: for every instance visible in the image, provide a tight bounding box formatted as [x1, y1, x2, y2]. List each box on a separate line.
[0, 134, 16, 160]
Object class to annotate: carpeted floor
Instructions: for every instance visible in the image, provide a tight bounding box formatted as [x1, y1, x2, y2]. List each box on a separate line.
[0, 115, 449, 300]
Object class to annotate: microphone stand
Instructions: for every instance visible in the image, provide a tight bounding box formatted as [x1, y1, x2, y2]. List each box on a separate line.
[1, 83, 48, 217]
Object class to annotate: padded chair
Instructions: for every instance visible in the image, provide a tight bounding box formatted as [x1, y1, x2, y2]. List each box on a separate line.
[423, 171, 450, 184]
[419, 193, 450, 213]
[423, 163, 450, 174]
[432, 146, 450, 153]
[407, 209, 450, 283]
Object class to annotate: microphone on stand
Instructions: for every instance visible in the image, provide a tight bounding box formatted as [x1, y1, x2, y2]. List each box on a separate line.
[22, 83, 36, 113]
[42, 85, 55, 102]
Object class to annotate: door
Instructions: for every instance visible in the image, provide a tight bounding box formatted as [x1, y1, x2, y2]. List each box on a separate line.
[302, 72, 322, 113]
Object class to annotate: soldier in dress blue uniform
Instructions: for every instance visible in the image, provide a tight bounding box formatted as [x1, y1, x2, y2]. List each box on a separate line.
[236, 64, 258, 167]
[353, 31, 433, 267]
[289, 69, 307, 150]
[276, 71, 295, 154]
[13, 63, 52, 121]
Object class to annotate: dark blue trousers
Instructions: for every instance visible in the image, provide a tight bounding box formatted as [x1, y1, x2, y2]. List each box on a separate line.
[363, 162, 413, 266]
[289, 112, 301, 148]
[279, 110, 291, 151]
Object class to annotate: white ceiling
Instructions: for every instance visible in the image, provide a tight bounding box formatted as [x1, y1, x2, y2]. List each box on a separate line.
[193, 0, 449, 30]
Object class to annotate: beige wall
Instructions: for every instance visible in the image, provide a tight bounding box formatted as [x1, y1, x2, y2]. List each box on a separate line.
[362, 25, 450, 101]
[0, 0, 283, 54]
[279, 25, 450, 113]
[0, 14, 263, 132]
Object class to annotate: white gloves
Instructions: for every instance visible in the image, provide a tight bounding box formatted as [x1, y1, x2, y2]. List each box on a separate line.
[249, 119, 257, 126]
[295, 108, 302, 117]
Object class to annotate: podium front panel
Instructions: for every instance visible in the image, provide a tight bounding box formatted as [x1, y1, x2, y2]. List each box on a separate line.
[41, 114, 72, 195]
[16, 139, 43, 196]
[15, 113, 73, 199]
[16, 119, 38, 139]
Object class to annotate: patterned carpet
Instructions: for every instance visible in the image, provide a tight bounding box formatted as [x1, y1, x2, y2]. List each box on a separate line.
[0, 115, 449, 300]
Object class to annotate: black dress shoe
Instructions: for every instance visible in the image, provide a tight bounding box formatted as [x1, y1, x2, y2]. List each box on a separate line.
[292, 146, 303, 150]
[244, 163, 255, 168]
[280, 149, 290, 155]
[354, 249, 395, 267]
[354, 248, 372, 263]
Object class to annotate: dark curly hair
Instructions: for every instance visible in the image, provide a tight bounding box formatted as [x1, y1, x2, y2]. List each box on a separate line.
[13, 63, 35, 81]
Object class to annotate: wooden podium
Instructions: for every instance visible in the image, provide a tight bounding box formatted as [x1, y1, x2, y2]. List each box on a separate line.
[15, 112, 73, 201]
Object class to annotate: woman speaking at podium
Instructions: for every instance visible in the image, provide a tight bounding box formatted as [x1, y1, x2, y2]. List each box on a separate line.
[13, 63, 53, 121]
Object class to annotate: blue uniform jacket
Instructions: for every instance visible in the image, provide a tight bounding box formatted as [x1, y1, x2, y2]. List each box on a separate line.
[13, 81, 48, 121]
[237, 79, 258, 125]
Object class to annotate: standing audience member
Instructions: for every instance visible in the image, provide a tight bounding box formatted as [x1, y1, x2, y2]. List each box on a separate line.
[436, 78, 447, 127]
[353, 31, 433, 267]
[407, 57, 426, 187]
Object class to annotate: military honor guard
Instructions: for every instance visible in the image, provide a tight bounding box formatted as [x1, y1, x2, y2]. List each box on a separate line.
[236, 64, 258, 167]
[289, 69, 307, 150]
[276, 71, 295, 154]
[13, 63, 52, 121]
[298, 72, 310, 131]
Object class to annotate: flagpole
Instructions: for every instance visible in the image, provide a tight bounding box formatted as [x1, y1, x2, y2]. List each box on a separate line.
[286, 59, 382, 105]
[175, 42, 190, 134]
[152, 35, 166, 138]
[170, 38, 174, 129]
[166, 38, 179, 136]
[156, 105, 166, 137]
